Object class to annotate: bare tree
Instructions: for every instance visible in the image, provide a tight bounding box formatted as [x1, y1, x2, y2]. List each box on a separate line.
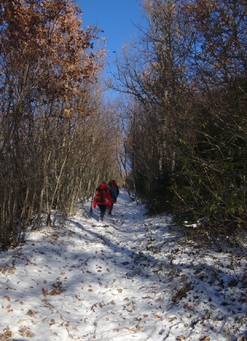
[0, 0, 109, 246]
[111, 0, 194, 208]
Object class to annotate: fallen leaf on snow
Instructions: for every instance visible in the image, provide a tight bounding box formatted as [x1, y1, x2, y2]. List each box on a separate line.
[26, 309, 37, 317]
[125, 326, 141, 333]
[155, 297, 163, 302]
[91, 303, 97, 311]
[49, 289, 60, 295]
[49, 319, 55, 326]
[19, 326, 35, 337]
[168, 316, 177, 322]
[199, 337, 210, 341]
[125, 327, 136, 333]
[3, 295, 10, 301]
[42, 288, 48, 296]
[1, 326, 13, 339]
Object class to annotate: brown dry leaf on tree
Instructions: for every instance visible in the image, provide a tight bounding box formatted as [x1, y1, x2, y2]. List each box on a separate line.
[2, 0, 104, 117]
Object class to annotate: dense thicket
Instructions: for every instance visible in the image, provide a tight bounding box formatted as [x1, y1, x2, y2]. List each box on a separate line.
[0, 0, 120, 247]
[115, 0, 247, 235]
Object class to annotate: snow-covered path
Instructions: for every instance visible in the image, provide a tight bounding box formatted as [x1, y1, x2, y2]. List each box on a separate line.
[0, 189, 246, 341]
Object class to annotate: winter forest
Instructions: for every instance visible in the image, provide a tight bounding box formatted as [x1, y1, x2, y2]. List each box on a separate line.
[0, 0, 247, 248]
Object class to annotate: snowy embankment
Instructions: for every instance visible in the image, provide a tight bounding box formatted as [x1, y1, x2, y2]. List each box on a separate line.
[0, 188, 246, 341]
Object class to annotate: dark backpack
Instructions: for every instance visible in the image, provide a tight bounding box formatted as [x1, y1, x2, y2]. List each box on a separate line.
[111, 182, 117, 190]
[108, 185, 117, 201]
[95, 188, 106, 203]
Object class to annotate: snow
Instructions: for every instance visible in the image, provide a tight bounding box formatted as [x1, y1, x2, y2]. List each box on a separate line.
[0, 188, 246, 341]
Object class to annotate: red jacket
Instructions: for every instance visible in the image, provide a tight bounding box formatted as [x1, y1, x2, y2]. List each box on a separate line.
[93, 182, 112, 209]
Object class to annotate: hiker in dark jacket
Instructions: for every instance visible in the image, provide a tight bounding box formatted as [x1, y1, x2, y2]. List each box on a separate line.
[108, 183, 117, 215]
[109, 180, 119, 202]
[93, 182, 112, 221]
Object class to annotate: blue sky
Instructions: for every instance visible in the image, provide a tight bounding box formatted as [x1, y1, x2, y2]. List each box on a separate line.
[75, 0, 145, 66]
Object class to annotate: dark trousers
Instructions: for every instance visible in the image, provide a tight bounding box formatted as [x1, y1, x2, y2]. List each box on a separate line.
[98, 204, 107, 220]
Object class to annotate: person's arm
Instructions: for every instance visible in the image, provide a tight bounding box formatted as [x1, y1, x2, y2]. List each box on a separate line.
[93, 196, 97, 208]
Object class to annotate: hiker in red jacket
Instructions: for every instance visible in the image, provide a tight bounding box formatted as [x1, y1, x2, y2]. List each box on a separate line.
[93, 182, 112, 221]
